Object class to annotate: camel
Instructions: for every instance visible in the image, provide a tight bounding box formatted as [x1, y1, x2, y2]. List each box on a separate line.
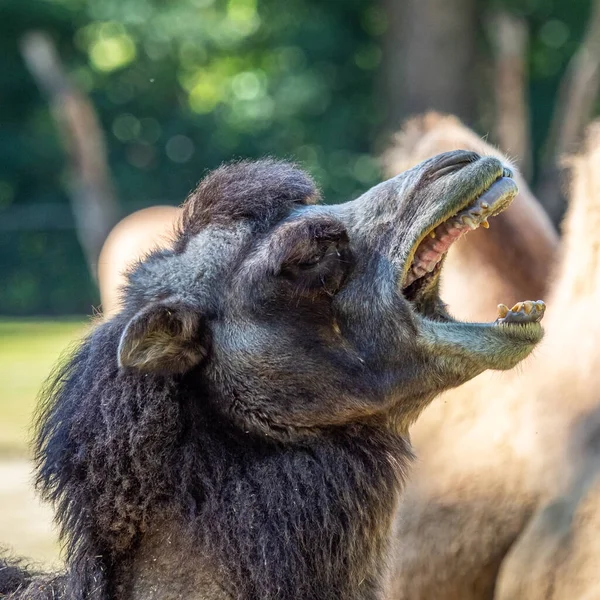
[95, 115, 568, 599]
[94, 117, 561, 599]
[495, 121, 600, 599]
[97, 205, 180, 317]
[1, 155, 544, 599]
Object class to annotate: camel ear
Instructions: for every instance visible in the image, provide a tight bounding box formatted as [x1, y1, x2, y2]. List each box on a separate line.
[118, 301, 207, 374]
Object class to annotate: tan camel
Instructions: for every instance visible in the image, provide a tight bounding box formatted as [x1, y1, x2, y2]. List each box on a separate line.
[496, 410, 600, 600]
[495, 122, 600, 600]
[97, 205, 180, 316]
[386, 113, 560, 599]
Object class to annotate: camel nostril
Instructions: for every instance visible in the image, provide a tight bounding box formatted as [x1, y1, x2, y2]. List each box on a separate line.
[428, 151, 481, 179]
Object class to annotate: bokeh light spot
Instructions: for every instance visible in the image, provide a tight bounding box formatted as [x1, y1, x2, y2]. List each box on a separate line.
[126, 142, 156, 169]
[166, 135, 195, 163]
[354, 45, 382, 70]
[112, 114, 141, 142]
[189, 78, 222, 113]
[90, 33, 137, 72]
[231, 71, 263, 100]
[539, 19, 570, 49]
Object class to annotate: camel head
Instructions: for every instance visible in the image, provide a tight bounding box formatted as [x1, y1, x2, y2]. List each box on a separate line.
[115, 155, 544, 436]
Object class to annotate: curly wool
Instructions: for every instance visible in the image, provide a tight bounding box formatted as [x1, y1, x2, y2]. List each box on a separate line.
[2, 316, 409, 599]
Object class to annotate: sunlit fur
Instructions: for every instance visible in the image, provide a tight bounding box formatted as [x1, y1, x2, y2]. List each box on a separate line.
[386, 113, 559, 600]
[495, 121, 600, 600]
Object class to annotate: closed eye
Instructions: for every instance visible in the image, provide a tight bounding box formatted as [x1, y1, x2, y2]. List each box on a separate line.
[279, 241, 353, 296]
[296, 243, 338, 270]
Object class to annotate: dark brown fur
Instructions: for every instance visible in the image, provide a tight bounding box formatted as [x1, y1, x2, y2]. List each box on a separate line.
[1, 157, 541, 600]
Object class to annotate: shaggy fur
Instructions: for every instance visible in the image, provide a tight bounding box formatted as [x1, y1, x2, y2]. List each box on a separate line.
[30, 323, 406, 599]
[0, 556, 36, 596]
[1, 156, 541, 599]
[178, 159, 319, 238]
[495, 121, 600, 599]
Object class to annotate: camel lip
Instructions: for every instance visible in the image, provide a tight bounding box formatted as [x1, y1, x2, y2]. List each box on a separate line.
[401, 173, 518, 312]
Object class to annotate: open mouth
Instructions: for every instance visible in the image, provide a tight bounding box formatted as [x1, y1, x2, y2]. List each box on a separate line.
[401, 170, 517, 308]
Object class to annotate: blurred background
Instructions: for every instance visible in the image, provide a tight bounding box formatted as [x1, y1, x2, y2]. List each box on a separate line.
[1, 0, 599, 567]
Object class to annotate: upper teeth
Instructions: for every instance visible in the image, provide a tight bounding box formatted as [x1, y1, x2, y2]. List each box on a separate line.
[403, 192, 496, 288]
[462, 215, 477, 229]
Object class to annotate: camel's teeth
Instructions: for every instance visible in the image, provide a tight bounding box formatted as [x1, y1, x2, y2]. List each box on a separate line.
[497, 303, 509, 318]
[481, 219, 489, 229]
[462, 216, 477, 230]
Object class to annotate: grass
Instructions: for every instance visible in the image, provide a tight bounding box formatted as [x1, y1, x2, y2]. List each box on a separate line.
[0, 318, 90, 457]
[0, 318, 90, 566]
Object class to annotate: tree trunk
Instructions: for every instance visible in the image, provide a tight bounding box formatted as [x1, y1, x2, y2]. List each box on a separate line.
[20, 31, 120, 279]
[487, 9, 532, 180]
[381, 0, 478, 134]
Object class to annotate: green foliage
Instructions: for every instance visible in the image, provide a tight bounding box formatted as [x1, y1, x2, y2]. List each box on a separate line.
[0, 232, 95, 315]
[2, 0, 385, 314]
[0, 0, 595, 314]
